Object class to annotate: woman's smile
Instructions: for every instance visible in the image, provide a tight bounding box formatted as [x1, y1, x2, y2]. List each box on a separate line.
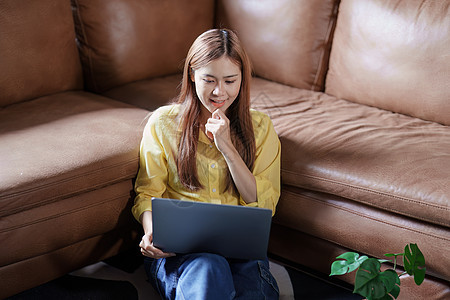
[210, 98, 227, 108]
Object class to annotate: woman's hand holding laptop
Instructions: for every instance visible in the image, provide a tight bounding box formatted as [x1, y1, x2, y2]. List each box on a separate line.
[139, 211, 175, 259]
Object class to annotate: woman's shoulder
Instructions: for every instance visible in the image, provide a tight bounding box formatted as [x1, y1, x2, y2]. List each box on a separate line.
[143, 104, 181, 137]
[250, 109, 273, 130]
[147, 104, 181, 125]
[250, 109, 278, 145]
[151, 104, 180, 119]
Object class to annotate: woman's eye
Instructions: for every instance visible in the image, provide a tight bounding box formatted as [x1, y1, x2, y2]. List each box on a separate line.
[225, 80, 236, 84]
[203, 79, 214, 83]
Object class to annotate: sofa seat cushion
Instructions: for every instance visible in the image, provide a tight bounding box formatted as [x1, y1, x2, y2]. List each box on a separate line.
[250, 77, 450, 227]
[0, 92, 149, 218]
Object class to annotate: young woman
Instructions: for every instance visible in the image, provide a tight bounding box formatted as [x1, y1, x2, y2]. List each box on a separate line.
[133, 28, 281, 299]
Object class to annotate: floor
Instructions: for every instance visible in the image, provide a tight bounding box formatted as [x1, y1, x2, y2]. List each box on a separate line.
[71, 258, 295, 299]
[8, 250, 361, 299]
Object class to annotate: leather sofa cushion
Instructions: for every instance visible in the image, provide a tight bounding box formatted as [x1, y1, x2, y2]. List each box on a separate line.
[274, 186, 450, 281]
[0, 180, 135, 268]
[0, 0, 82, 107]
[1, 223, 138, 299]
[269, 223, 450, 298]
[71, 0, 214, 93]
[216, 0, 339, 91]
[103, 74, 182, 111]
[325, 0, 450, 126]
[251, 77, 450, 227]
[0, 92, 149, 218]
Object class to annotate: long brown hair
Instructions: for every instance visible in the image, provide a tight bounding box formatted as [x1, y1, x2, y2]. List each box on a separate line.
[176, 29, 255, 193]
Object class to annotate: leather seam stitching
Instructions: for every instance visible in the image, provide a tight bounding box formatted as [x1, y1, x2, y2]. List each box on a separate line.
[282, 170, 449, 211]
[284, 189, 449, 243]
[0, 192, 129, 233]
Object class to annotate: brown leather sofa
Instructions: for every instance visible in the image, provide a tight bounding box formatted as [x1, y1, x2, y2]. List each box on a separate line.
[1, 0, 448, 299]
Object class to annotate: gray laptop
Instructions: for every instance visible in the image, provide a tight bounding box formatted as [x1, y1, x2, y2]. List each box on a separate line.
[151, 198, 272, 260]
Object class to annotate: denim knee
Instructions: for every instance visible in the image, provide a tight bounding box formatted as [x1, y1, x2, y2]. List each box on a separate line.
[229, 258, 279, 300]
[178, 253, 235, 300]
[143, 257, 159, 292]
[148, 253, 235, 300]
[257, 260, 279, 299]
[144, 254, 278, 299]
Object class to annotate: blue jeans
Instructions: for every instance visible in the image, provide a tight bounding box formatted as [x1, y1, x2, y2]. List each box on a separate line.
[144, 253, 279, 300]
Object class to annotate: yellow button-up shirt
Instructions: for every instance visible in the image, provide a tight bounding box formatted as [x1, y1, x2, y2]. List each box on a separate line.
[132, 104, 281, 221]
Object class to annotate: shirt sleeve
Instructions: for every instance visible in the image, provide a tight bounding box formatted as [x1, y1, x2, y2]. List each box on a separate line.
[132, 112, 169, 222]
[239, 112, 281, 216]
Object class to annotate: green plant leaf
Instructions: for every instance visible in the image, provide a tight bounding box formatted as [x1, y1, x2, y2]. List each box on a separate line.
[371, 282, 400, 300]
[379, 270, 401, 296]
[403, 243, 426, 285]
[330, 252, 369, 276]
[353, 258, 400, 300]
[330, 260, 349, 276]
[388, 283, 401, 299]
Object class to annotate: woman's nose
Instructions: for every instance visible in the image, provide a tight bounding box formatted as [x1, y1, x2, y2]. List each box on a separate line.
[213, 82, 225, 96]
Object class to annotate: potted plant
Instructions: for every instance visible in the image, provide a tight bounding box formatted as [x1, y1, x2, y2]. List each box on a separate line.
[330, 243, 426, 300]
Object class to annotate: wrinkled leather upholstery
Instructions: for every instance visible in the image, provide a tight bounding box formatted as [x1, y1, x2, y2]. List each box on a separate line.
[1, 0, 449, 299]
[216, 0, 339, 91]
[72, 0, 214, 92]
[251, 78, 450, 228]
[0, 0, 82, 106]
[326, 0, 450, 125]
[0, 93, 149, 298]
[104, 74, 182, 110]
[0, 93, 148, 217]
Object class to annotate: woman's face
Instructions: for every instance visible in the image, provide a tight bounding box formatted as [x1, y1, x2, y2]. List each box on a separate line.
[191, 56, 242, 120]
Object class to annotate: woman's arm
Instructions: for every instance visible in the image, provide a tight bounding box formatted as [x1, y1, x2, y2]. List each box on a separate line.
[221, 143, 257, 204]
[205, 109, 257, 204]
[206, 109, 281, 214]
[135, 109, 175, 259]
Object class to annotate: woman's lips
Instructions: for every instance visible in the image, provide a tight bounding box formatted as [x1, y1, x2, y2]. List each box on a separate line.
[210, 98, 226, 108]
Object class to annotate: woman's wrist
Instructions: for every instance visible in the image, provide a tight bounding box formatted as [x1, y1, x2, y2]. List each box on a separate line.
[220, 143, 240, 164]
[140, 210, 153, 235]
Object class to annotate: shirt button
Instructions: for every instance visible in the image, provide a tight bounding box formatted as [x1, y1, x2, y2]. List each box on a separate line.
[211, 163, 216, 169]
[212, 188, 217, 193]
[209, 144, 213, 148]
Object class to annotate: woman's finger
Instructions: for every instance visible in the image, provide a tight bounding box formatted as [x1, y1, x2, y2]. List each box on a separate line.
[205, 123, 215, 140]
[140, 237, 175, 259]
[212, 109, 220, 119]
[212, 109, 228, 121]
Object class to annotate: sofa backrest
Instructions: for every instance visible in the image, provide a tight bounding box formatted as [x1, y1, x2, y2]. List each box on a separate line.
[0, 0, 83, 107]
[216, 0, 340, 92]
[71, 0, 214, 93]
[325, 0, 450, 126]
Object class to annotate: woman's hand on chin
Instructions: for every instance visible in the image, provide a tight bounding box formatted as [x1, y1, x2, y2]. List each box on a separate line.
[205, 109, 234, 156]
